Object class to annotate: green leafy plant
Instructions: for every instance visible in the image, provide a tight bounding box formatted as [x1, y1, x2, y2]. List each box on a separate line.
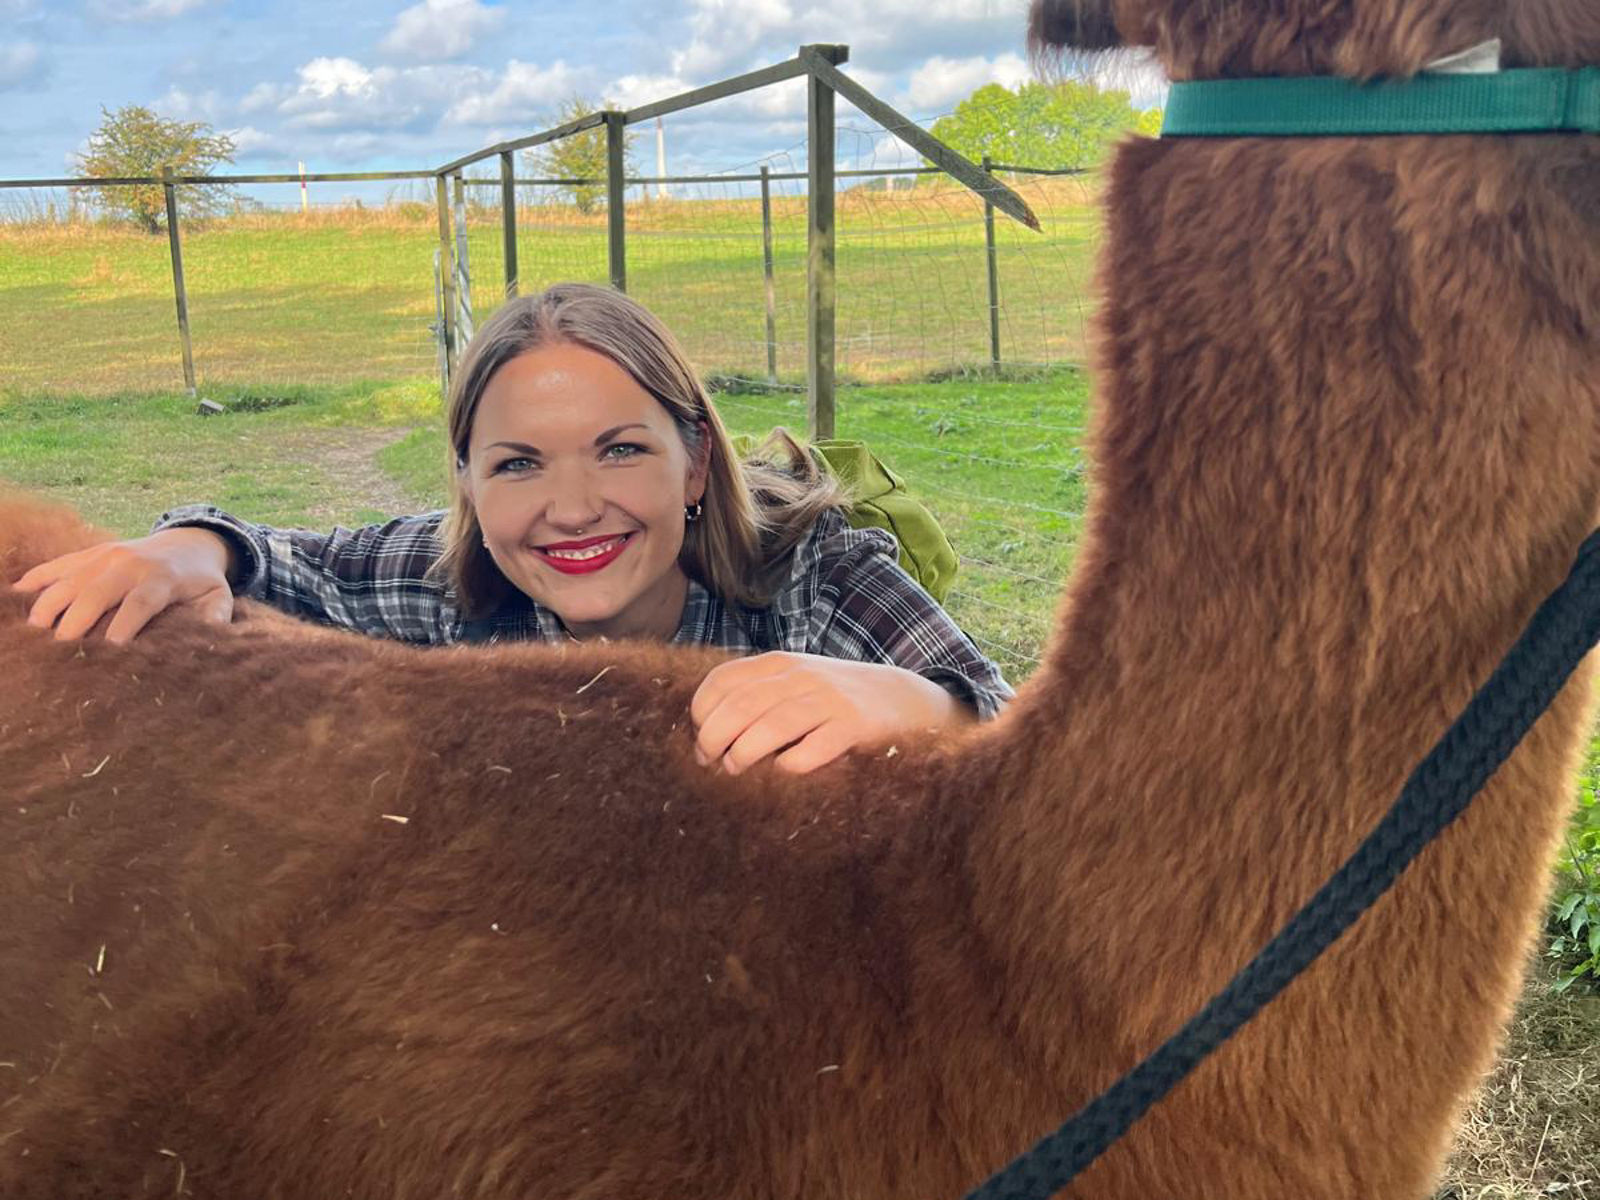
[927, 80, 1158, 173]
[1548, 742, 1600, 992]
[525, 98, 636, 215]
[74, 105, 237, 234]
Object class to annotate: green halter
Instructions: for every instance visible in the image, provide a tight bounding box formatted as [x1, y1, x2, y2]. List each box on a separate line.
[1160, 67, 1600, 137]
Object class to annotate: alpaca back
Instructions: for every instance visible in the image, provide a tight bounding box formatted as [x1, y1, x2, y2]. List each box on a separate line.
[0, 491, 1030, 1199]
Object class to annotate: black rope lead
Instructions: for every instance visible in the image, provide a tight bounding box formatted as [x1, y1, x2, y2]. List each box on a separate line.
[965, 528, 1600, 1200]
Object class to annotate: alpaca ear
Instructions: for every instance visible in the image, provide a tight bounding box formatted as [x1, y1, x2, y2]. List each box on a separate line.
[1028, 0, 1133, 51]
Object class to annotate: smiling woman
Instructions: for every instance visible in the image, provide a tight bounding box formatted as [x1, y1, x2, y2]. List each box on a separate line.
[12, 283, 1013, 775]
[461, 343, 714, 642]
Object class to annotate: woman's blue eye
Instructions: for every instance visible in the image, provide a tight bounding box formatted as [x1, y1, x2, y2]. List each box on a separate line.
[493, 456, 537, 475]
[603, 443, 646, 461]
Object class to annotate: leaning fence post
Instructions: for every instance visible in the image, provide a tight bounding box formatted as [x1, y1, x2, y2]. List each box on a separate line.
[803, 43, 845, 441]
[605, 110, 627, 293]
[452, 172, 475, 346]
[983, 154, 1001, 373]
[432, 248, 450, 399]
[760, 164, 778, 385]
[161, 168, 197, 396]
[500, 150, 519, 299]
[436, 174, 457, 381]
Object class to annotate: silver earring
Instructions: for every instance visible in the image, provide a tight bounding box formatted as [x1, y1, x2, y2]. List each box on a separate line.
[685, 502, 703, 523]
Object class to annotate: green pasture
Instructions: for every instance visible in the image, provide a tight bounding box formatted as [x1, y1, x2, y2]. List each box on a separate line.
[0, 176, 1101, 396]
[0, 371, 1083, 680]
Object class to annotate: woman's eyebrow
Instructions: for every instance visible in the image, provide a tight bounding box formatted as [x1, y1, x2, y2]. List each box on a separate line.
[484, 425, 651, 456]
[593, 423, 650, 444]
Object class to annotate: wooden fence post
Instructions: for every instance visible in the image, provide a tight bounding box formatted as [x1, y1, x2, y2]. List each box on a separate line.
[983, 154, 1001, 373]
[803, 43, 846, 441]
[432, 248, 449, 399]
[500, 150, 519, 299]
[161, 168, 197, 396]
[760, 164, 778, 385]
[452, 172, 475, 346]
[436, 174, 457, 379]
[605, 111, 627, 293]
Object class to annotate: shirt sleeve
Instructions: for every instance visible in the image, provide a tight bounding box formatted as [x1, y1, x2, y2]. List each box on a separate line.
[151, 504, 453, 644]
[803, 523, 1015, 720]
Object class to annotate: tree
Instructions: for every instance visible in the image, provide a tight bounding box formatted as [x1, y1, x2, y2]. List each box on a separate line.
[75, 105, 236, 234]
[927, 80, 1160, 174]
[527, 98, 637, 216]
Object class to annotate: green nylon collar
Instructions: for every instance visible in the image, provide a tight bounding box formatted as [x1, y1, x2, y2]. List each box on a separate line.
[1161, 67, 1600, 137]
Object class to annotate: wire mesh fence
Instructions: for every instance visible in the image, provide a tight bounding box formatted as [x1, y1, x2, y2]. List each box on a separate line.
[1, 164, 1099, 396]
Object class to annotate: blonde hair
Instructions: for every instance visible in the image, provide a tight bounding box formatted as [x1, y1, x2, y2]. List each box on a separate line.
[435, 283, 848, 618]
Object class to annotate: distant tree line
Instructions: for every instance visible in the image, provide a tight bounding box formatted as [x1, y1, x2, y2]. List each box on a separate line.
[69, 78, 1156, 233]
[928, 80, 1161, 174]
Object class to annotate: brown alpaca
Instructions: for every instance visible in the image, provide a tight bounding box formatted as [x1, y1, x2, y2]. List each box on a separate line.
[3, 2, 1598, 1196]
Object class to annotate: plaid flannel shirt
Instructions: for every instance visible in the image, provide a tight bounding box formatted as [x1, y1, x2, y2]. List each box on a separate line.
[155, 505, 1015, 719]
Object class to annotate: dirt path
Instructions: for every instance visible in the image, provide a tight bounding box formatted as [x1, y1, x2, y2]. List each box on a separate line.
[276, 426, 429, 521]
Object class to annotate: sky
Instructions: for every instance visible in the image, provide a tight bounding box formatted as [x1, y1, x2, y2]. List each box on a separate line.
[0, 0, 1166, 204]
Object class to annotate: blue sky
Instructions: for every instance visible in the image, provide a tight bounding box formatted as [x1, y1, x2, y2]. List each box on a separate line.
[1, 0, 1164, 200]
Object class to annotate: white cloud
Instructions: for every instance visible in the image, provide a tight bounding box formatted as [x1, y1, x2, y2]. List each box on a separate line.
[0, 40, 44, 90]
[672, 0, 794, 78]
[443, 59, 587, 125]
[380, 0, 508, 63]
[671, 0, 1024, 79]
[241, 57, 445, 131]
[743, 74, 805, 117]
[905, 52, 1030, 110]
[607, 72, 689, 112]
[89, 0, 212, 21]
[226, 124, 276, 155]
[233, 55, 595, 138]
[157, 83, 226, 123]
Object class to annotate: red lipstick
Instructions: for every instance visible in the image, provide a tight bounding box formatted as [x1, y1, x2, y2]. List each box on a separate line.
[534, 532, 633, 575]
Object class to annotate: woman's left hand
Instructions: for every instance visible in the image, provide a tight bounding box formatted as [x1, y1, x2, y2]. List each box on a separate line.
[689, 651, 974, 776]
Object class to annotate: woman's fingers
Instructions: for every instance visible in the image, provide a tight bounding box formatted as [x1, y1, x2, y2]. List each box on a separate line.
[21, 545, 128, 635]
[690, 654, 963, 778]
[15, 531, 234, 643]
[713, 693, 831, 776]
[52, 568, 161, 641]
[194, 585, 235, 627]
[693, 675, 798, 767]
[25, 577, 83, 632]
[99, 579, 174, 644]
[772, 720, 857, 774]
[689, 653, 791, 730]
[13, 546, 90, 593]
[101, 582, 232, 644]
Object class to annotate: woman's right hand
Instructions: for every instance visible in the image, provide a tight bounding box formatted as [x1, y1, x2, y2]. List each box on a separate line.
[11, 527, 238, 643]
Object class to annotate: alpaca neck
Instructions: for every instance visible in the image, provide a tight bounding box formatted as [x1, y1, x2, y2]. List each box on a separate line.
[971, 133, 1600, 1084]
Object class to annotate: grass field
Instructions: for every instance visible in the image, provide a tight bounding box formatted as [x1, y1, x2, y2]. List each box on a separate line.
[0, 175, 1101, 396]
[0, 371, 1085, 680]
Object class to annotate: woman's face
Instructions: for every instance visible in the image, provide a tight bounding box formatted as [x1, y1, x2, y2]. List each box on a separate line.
[463, 341, 708, 640]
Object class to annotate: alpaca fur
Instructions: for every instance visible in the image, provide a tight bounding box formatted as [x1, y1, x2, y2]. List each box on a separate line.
[4, 3, 1599, 1196]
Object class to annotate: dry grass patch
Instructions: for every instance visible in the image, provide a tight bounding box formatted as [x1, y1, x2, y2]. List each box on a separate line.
[1441, 962, 1600, 1199]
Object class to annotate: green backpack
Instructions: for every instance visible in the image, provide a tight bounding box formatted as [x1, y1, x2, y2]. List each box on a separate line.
[731, 433, 960, 604]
